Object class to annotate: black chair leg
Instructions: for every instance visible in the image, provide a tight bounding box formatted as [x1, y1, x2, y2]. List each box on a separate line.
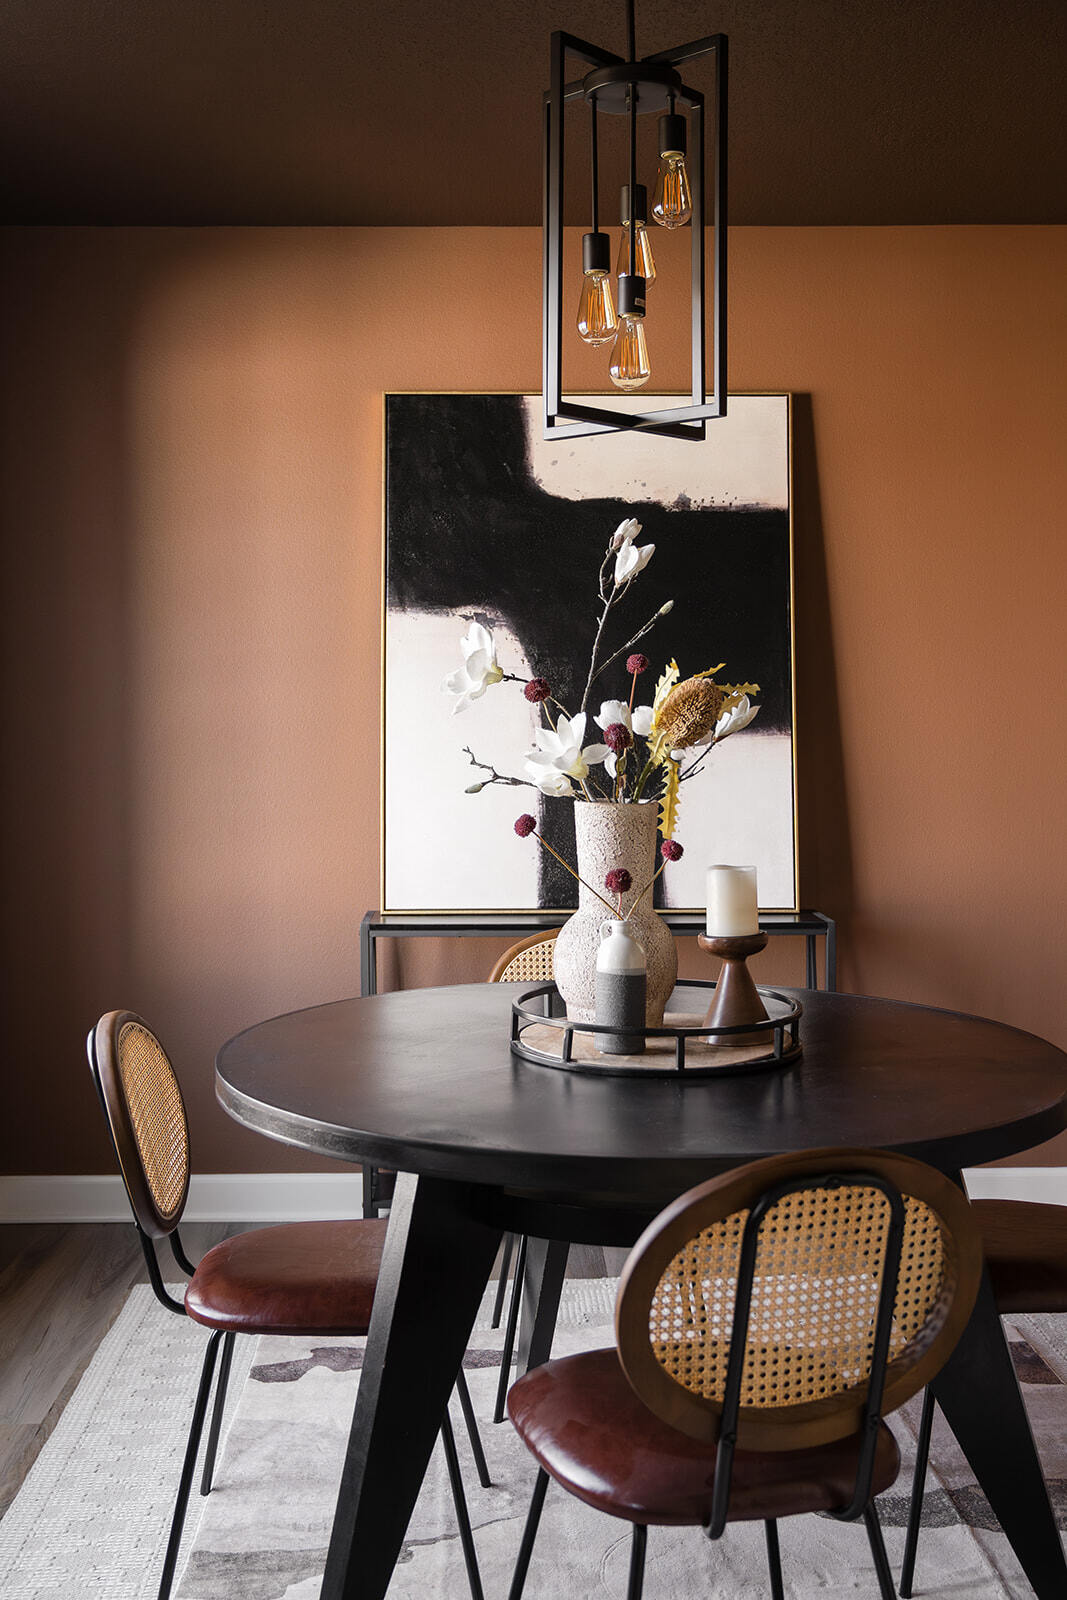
[492, 1233, 517, 1329]
[199, 1330, 236, 1495]
[440, 1408, 484, 1600]
[863, 1501, 897, 1600]
[507, 1468, 550, 1600]
[627, 1523, 647, 1600]
[900, 1385, 935, 1598]
[494, 1232, 529, 1423]
[764, 1518, 785, 1600]
[454, 1365, 492, 1488]
[158, 1329, 223, 1600]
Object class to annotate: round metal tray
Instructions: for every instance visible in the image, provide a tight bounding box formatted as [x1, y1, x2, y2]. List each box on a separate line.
[510, 979, 802, 1078]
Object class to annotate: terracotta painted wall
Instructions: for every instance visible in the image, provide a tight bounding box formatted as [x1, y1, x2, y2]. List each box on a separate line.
[1, 224, 1065, 1175]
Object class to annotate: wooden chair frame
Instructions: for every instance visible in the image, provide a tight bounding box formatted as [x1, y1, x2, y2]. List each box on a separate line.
[508, 1146, 983, 1600]
[88, 1010, 488, 1600]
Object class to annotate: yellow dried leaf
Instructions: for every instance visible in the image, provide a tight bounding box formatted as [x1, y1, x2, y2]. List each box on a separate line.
[650, 661, 680, 730]
[659, 757, 680, 840]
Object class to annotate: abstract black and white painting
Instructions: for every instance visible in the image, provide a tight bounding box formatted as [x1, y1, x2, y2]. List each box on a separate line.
[383, 393, 796, 912]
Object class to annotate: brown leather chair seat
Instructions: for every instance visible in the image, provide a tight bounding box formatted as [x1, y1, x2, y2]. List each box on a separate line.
[973, 1199, 1067, 1312]
[184, 1218, 389, 1335]
[508, 1348, 901, 1526]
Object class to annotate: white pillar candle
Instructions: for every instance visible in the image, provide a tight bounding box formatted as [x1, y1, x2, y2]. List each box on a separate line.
[706, 864, 759, 936]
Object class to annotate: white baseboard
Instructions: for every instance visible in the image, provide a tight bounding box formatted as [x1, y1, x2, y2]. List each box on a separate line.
[0, 1172, 366, 1223]
[2, 1166, 1066, 1223]
[960, 1167, 1067, 1205]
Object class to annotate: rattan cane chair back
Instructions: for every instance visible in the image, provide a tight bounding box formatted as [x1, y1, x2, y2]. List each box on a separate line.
[616, 1147, 982, 1454]
[488, 931, 558, 984]
[89, 1010, 190, 1238]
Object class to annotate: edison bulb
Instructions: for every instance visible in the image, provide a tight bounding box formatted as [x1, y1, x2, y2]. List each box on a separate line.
[576, 270, 617, 345]
[616, 183, 656, 285]
[609, 315, 651, 391]
[576, 229, 617, 346]
[652, 151, 692, 228]
[615, 222, 656, 285]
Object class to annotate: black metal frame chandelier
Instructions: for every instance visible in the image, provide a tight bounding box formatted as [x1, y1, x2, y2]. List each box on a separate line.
[543, 2, 727, 442]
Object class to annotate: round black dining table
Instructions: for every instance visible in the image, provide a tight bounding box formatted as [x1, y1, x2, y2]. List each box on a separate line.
[217, 983, 1067, 1600]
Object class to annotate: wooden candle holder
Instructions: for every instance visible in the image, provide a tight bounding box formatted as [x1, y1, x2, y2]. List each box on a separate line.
[698, 932, 771, 1041]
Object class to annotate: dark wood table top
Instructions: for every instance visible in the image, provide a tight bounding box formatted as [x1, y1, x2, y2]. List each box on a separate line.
[215, 985, 1067, 1203]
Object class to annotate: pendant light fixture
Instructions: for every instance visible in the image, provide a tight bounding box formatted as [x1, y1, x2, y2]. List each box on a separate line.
[543, 2, 727, 441]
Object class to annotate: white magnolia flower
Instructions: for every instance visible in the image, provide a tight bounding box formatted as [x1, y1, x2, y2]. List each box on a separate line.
[593, 699, 655, 739]
[593, 700, 655, 776]
[714, 694, 760, 740]
[594, 699, 632, 735]
[442, 621, 504, 714]
[523, 764, 576, 797]
[614, 523, 655, 586]
[524, 711, 610, 786]
[611, 517, 642, 550]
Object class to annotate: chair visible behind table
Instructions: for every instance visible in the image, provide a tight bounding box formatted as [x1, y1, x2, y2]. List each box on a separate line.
[900, 1194, 1067, 1595]
[487, 931, 559, 1421]
[506, 1146, 983, 1600]
[87, 1010, 489, 1600]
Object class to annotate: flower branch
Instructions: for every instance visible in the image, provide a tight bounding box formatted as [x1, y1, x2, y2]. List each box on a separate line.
[462, 748, 528, 793]
[514, 815, 618, 917]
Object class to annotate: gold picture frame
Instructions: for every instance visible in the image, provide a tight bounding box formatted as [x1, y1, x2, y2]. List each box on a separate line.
[381, 392, 797, 915]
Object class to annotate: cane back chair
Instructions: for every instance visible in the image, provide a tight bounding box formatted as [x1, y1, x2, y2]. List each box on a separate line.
[900, 1194, 1067, 1594]
[88, 1010, 489, 1600]
[506, 1147, 983, 1600]
[487, 931, 559, 984]
[485, 932, 560, 1420]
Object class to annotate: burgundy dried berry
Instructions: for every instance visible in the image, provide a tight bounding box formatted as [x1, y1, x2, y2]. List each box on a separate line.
[524, 678, 551, 703]
[660, 839, 684, 861]
[627, 653, 650, 675]
[604, 868, 633, 894]
[514, 814, 537, 837]
[603, 722, 632, 754]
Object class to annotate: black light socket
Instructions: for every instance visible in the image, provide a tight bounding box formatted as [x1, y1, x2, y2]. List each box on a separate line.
[658, 112, 687, 157]
[617, 273, 646, 318]
[582, 231, 611, 274]
[619, 183, 648, 226]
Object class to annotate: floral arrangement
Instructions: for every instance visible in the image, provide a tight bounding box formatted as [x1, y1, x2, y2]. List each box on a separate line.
[442, 518, 759, 919]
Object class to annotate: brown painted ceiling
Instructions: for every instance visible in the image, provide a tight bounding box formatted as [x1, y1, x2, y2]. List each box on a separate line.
[2, 0, 1065, 226]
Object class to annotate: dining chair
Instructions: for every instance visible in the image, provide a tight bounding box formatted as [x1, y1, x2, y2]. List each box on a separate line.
[486, 930, 559, 984]
[87, 1009, 489, 1600]
[505, 1146, 983, 1600]
[899, 1195, 1067, 1596]
[486, 931, 560, 1421]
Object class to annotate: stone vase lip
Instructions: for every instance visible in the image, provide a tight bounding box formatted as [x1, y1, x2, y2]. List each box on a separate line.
[576, 798, 657, 808]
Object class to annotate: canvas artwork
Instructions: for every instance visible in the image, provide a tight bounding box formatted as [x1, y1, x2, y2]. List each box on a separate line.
[382, 392, 796, 913]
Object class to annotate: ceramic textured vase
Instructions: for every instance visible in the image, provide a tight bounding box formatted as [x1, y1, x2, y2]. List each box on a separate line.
[554, 800, 677, 1025]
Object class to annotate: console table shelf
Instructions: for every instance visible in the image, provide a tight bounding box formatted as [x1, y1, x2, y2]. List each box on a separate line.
[359, 909, 836, 996]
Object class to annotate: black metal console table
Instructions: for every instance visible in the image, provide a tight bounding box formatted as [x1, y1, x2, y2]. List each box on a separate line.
[359, 908, 837, 996]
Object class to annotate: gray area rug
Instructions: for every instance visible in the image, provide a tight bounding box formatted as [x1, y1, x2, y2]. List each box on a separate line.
[3, 1279, 1067, 1597]
[180, 1285, 1067, 1599]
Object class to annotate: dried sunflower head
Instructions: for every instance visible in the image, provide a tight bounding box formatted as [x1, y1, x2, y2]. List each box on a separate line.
[656, 675, 724, 751]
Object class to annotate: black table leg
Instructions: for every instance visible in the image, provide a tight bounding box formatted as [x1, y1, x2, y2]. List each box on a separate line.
[516, 1237, 569, 1372]
[929, 1265, 1067, 1597]
[320, 1171, 502, 1600]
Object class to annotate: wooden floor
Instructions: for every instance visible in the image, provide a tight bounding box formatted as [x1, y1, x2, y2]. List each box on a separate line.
[0, 1221, 623, 1521]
